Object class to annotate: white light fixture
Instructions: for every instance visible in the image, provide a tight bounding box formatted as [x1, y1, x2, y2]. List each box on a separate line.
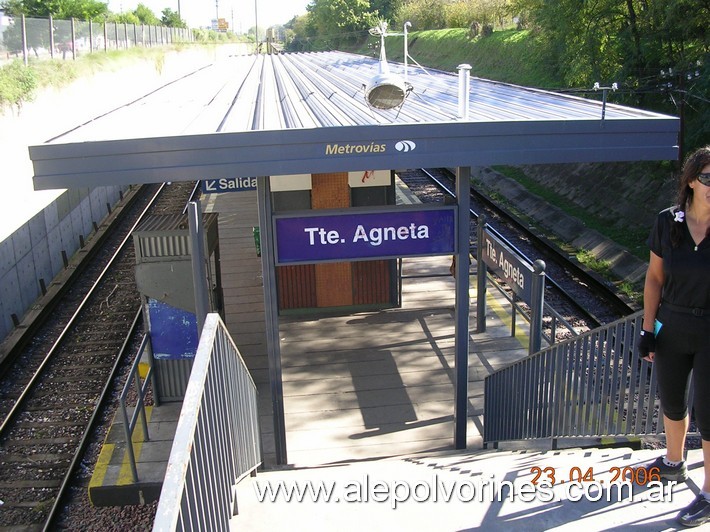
[365, 21, 411, 110]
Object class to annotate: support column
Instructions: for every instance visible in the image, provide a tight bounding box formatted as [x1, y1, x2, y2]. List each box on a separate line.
[188, 201, 210, 335]
[257, 176, 288, 465]
[454, 166, 471, 449]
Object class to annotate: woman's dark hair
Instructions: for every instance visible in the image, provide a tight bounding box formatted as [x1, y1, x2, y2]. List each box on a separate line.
[671, 146, 710, 247]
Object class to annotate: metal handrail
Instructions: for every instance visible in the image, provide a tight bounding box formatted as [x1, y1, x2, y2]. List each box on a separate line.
[153, 313, 262, 531]
[484, 310, 696, 448]
[483, 267, 579, 343]
[119, 333, 158, 482]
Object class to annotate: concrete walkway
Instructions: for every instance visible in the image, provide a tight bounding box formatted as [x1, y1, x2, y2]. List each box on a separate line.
[232, 447, 706, 531]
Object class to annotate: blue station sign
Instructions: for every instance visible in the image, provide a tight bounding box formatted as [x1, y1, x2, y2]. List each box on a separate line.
[274, 207, 456, 264]
[202, 176, 257, 193]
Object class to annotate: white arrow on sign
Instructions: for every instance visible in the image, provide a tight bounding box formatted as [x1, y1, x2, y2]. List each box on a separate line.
[203, 180, 219, 192]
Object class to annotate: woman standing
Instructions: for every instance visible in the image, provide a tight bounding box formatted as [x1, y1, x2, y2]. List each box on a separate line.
[637, 146, 710, 527]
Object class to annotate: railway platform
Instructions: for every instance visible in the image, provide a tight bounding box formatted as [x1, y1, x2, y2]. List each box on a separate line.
[87, 176, 534, 505]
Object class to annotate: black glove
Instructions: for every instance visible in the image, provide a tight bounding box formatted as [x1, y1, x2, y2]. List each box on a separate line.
[637, 330, 656, 358]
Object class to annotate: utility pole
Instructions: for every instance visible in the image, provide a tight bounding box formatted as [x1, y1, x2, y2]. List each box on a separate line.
[254, 0, 259, 53]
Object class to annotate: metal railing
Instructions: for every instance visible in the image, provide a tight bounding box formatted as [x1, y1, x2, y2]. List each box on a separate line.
[1, 14, 193, 65]
[152, 313, 261, 532]
[483, 267, 579, 348]
[484, 310, 695, 448]
[119, 333, 159, 483]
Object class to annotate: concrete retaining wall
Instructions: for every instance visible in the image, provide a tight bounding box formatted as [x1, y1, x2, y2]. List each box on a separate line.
[0, 185, 128, 340]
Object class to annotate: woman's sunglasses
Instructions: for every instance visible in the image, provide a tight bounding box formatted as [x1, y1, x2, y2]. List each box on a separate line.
[698, 173, 710, 186]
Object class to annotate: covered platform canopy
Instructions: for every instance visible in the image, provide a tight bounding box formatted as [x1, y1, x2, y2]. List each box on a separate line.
[27, 50, 679, 465]
[29, 50, 678, 189]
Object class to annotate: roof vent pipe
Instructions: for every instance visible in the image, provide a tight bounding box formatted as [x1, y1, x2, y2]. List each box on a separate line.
[457, 64, 471, 119]
[403, 21, 411, 83]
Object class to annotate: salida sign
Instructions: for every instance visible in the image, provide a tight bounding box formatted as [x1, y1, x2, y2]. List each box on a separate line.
[202, 177, 257, 193]
[274, 207, 456, 264]
[481, 229, 533, 304]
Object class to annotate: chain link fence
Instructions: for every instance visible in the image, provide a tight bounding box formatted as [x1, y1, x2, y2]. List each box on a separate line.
[0, 13, 193, 65]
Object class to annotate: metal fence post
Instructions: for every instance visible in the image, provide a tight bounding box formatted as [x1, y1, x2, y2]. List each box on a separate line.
[529, 259, 546, 354]
[88, 18, 93, 53]
[476, 214, 487, 333]
[70, 18, 76, 60]
[103, 21, 107, 52]
[21, 14, 27, 65]
[49, 15, 55, 59]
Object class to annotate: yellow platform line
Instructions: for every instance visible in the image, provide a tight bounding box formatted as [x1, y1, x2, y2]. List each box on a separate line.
[469, 279, 529, 349]
[88, 405, 154, 504]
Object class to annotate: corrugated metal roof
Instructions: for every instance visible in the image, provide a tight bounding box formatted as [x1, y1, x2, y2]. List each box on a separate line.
[49, 50, 667, 144]
[30, 51, 679, 190]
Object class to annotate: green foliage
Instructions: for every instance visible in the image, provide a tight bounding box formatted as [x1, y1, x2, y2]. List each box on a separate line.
[379, 28, 559, 88]
[1, 0, 108, 18]
[306, 0, 379, 45]
[396, 0, 446, 29]
[161, 8, 187, 28]
[393, 0, 512, 30]
[0, 60, 37, 110]
[108, 11, 140, 24]
[369, 0, 402, 22]
[133, 3, 160, 25]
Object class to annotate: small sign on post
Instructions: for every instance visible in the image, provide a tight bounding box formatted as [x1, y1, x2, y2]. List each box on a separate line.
[479, 225, 546, 354]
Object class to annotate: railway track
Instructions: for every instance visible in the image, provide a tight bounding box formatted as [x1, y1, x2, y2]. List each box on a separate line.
[0, 181, 199, 530]
[398, 168, 637, 340]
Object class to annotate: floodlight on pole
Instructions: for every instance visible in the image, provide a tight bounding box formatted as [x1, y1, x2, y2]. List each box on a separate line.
[364, 21, 411, 110]
[404, 21, 411, 83]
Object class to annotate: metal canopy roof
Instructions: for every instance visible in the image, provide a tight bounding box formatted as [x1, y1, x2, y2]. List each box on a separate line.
[30, 50, 679, 190]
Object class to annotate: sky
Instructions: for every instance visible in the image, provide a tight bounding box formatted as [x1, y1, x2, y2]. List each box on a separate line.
[107, 0, 310, 31]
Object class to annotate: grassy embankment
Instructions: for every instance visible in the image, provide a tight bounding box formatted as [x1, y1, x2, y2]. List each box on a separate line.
[0, 42, 235, 112]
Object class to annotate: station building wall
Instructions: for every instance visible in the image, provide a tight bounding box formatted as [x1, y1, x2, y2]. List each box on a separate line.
[274, 171, 397, 313]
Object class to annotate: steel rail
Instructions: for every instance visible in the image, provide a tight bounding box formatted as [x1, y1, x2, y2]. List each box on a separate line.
[422, 167, 635, 324]
[45, 184, 203, 531]
[0, 183, 165, 435]
[0, 183, 176, 532]
[43, 308, 143, 532]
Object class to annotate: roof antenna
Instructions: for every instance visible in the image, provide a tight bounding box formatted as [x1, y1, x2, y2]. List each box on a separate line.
[593, 81, 618, 125]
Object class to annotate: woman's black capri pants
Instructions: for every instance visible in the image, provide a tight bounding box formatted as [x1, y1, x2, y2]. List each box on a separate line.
[655, 305, 710, 440]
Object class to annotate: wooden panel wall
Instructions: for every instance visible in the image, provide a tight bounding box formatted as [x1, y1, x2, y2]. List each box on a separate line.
[353, 260, 391, 305]
[276, 172, 394, 311]
[277, 264, 316, 309]
[311, 173, 353, 307]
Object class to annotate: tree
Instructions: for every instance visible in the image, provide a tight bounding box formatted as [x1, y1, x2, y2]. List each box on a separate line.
[306, 0, 378, 45]
[161, 7, 186, 28]
[133, 3, 160, 25]
[0, 0, 108, 18]
[369, 0, 402, 22]
[109, 11, 140, 24]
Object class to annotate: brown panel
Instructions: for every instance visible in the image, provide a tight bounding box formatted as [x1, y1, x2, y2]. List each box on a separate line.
[353, 260, 391, 305]
[311, 173, 349, 209]
[277, 264, 316, 309]
[311, 173, 352, 307]
[315, 262, 353, 307]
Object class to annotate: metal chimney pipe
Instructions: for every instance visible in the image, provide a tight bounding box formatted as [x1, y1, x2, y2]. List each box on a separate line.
[457, 64, 471, 119]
